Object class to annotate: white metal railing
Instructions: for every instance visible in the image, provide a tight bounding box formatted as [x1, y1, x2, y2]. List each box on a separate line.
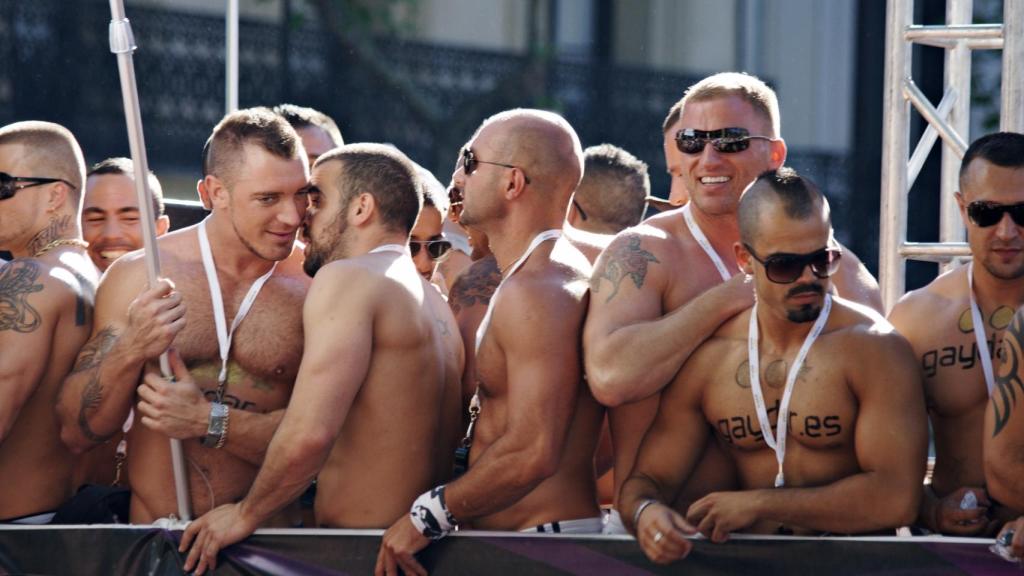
[879, 0, 1024, 311]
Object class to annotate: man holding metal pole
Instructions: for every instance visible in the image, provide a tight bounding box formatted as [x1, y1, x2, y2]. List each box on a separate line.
[0, 121, 99, 524]
[57, 108, 312, 524]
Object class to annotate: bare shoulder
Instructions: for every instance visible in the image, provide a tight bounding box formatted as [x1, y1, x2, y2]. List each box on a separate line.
[887, 266, 966, 331]
[830, 296, 917, 363]
[449, 255, 500, 315]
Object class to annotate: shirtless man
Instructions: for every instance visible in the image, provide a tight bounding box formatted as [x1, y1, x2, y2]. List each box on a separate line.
[274, 103, 344, 167]
[0, 121, 98, 523]
[57, 107, 311, 523]
[889, 132, 1024, 535]
[622, 168, 927, 564]
[584, 72, 884, 534]
[177, 143, 463, 574]
[82, 157, 171, 272]
[376, 109, 600, 576]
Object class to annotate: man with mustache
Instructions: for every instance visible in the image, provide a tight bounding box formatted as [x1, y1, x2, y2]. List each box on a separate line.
[58, 107, 312, 524]
[889, 132, 1024, 535]
[620, 168, 927, 564]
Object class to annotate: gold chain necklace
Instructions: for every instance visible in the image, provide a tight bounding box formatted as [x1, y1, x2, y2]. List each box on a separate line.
[32, 238, 89, 258]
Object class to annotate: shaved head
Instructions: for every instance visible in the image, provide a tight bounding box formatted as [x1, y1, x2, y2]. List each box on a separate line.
[738, 167, 829, 246]
[477, 109, 584, 199]
[0, 121, 85, 203]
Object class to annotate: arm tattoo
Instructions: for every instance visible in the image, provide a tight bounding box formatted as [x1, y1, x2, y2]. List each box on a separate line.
[449, 256, 500, 315]
[590, 234, 659, 303]
[70, 325, 118, 374]
[993, 309, 1024, 437]
[73, 325, 121, 443]
[0, 260, 44, 333]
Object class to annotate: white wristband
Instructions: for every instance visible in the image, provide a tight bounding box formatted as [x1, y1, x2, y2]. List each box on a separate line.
[632, 498, 659, 529]
[410, 485, 457, 540]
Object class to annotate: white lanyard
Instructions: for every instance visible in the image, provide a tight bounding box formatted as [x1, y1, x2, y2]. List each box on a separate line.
[683, 203, 731, 282]
[198, 218, 278, 396]
[967, 262, 996, 396]
[748, 293, 832, 487]
[369, 243, 408, 255]
[475, 229, 562, 354]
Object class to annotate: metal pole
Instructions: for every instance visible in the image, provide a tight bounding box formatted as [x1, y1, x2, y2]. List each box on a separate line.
[226, 0, 239, 113]
[1001, 0, 1024, 132]
[108, 0, 192, 522]
[879, 0, 913, 312]
[938, 0, 971, 275]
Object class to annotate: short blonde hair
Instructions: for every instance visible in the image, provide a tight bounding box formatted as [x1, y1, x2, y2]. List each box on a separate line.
[678, 72, 781, 137]
[0, 121, 86, 197]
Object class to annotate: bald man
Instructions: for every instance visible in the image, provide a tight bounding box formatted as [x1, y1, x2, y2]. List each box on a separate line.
[377, 109, 600, 576]
[622, 168, 925, 564]
[0, 121, 99, 523]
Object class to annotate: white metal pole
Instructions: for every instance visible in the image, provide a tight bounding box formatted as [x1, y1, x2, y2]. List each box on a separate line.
[939, 0, 971, 274]
[1001, 0, 1024, 132]
[226, 0, 239, 113]
[880, 0, 913, 312]
[108, 0, 192, 521]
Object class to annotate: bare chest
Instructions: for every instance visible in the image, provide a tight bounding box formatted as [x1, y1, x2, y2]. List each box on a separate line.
[703, 342, 857, 453]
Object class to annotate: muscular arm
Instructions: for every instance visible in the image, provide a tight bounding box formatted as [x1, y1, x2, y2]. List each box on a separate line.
[444, 280, 584, 522]
[618, 359, 710, 532]
[703, 331, 927, 534]
[584, 232, 751, 406]
[985, 306, 1024, 512]
[448, 256, 499, 412]
[235, 265, 375, 525]
[57, 259, 181, 452]
[0, 260, 58, 441]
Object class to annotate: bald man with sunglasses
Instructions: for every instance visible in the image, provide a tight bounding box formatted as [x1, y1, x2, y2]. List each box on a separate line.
[621, 168, 926, 564]
[584, 72, 884, 535]
[0, 121, 99, 524]
[888, 132, 1024, 536]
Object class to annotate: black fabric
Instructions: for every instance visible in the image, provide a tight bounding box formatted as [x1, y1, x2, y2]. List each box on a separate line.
[51, 485, 131, 525]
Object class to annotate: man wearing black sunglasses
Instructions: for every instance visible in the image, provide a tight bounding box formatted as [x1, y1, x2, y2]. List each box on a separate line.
[378, 109, 602, 575]
[585, 72, 883, 536]
[409, 168, 453, 283]
[623, 168, 926, 563]
[889, 132, 1024, 537]
[0, 121, 99, 524]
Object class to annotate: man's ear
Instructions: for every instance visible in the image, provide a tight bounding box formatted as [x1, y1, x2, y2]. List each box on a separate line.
[201, 175, 229, 210]
[155, 215, 171, 236]
[46, 180, 71, 213]
[955, 191, 970, 227]
[504, 168, 528, 201]
[734, 241, 754, 275]
[350, 192, 376, 226]
[769, 137, 787, 169]
[196, 179, 212, 210]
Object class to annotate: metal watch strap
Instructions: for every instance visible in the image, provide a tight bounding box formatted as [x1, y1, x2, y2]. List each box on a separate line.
[201, 402, 229, 448]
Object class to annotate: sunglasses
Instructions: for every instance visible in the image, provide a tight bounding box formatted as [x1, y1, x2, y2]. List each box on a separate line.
[0, 172, 74, 201]
[459, 147, 531, 183]
[744, 244, 842, 284]
[409, 238, 452, 259]
[675, 127, 774, 155]
[966, 200, 1024, 227]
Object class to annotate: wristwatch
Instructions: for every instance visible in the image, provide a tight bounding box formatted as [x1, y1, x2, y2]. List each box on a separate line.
[200, 402, 229, 448]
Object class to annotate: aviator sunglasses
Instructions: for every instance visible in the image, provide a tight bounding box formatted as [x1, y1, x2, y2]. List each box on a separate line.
[0, 172, 74, 201]
[744, 244, 843, 284]
[675, 127, 774, 155]
[409, 238, 452, 260]
[459, 147, 531, 183]
[966, 200, 1024, 228]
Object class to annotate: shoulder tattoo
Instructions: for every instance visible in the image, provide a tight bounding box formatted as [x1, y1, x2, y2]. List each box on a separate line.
[993, 308, 1024, 436]
[449, 256, 500, 315]
[0, 260, 45, 333]
[591, 234, 659, 303]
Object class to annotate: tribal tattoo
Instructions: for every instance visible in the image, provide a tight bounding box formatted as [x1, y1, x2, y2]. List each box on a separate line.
[26, 215, 72, 256]
[449, 255, 500, 315]
[591, 234, 659, 303]
[992, 308, 1024, 437]
[0, 260, 44, 333]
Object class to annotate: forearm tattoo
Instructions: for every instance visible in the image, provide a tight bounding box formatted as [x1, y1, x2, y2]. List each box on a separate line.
[590, 234, 658, 303]
[0, 260, 44, 333]
[74, 325, 120, 443]
[449, 255, 499, 315]
[992, 309, 1024, 437]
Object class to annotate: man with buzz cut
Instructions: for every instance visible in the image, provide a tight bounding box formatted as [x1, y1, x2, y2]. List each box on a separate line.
[890, 132, 1024, 536]
[584, 72, 885, 535]
[58, 107, 312, 524]
[621, 168, 926, 564]
[274, 103, 344, 167]
[0, 120, 99, 523]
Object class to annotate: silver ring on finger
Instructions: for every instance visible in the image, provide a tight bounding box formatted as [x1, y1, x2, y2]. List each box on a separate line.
[653, 531, 663, 544]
